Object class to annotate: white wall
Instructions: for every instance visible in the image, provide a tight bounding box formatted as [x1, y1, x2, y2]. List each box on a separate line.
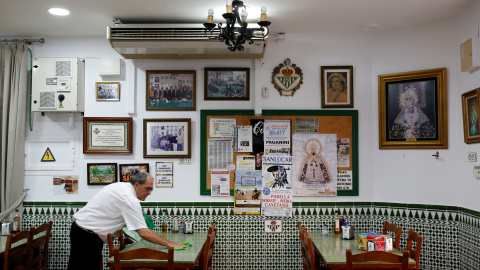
[23, 1, 480, 210]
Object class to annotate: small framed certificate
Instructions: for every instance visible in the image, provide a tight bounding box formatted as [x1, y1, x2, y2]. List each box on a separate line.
[83, 117, 133, 154]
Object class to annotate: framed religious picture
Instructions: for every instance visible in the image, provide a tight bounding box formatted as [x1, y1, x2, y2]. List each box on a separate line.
[462, 88, 480, 144]
[96, 82, 120, 101]
[119, 163, 150, 182]
[146, 70, 196, 111]
[378, 68, 448, 149]
[143, 118, 192, 158]
[204, 67, 250, 100]
[87, 163, 117, 185]
[321, 66, 354, 108]
[83, 117, 133, 154]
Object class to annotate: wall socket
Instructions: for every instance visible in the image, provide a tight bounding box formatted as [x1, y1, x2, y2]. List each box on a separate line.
[179, 158, 191, 164]
[262, 87, 268, 97]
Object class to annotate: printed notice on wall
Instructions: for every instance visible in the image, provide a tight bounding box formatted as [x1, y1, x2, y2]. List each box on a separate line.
[261, 155, 293, 217]
[337, 170, 352, 190]
[208, 139, 233, 170]
[156, 162, 173, 188]
[264, 120, 291, 155]
[209, 118, 236, 137]
[211, 170, 230, 196]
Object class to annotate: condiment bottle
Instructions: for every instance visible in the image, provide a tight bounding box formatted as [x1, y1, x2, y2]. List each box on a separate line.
[341, 222, 355, 240]
[162, 222, 167, 233]
[172, 215, 179, 233]
[339, 215, 345, 233]
[179, 220, 185, 233]
[322, 224, 328, 235]
[12, 209, 20, 234]
[334, 210, 341, 234]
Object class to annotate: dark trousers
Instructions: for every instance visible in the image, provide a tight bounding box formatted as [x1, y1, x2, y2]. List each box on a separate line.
[67, 221, 104, 270]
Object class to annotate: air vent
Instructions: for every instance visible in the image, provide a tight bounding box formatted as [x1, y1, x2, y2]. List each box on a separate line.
[38, 90, 56, 109]
[55, 60, 72, 77]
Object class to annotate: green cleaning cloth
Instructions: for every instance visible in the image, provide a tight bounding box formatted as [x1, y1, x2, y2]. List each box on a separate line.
[174, 241, 192, 250]
[143, 211, 155, 230]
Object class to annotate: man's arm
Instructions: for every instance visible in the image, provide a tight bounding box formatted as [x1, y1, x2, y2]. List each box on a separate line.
[136, 228, 187, 248]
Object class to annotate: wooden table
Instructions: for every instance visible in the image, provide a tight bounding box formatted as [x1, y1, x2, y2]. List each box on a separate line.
[106, 232, 208, 269]
[308, 232, 416, 269]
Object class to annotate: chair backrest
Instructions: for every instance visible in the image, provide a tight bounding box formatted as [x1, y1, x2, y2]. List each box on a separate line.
[382, 221, 402, 250]
[208, 220, 216, 235]
[297, 222, 307, 270]
[406, 229, 423, 270]
[27, 221, 53, 270]
[302, 233, 316, 270]
[3, 228, 33, 270]
[112, 247, 174, 270]
[107, 230, 126, 258]
[346, 249, 410, 270]
[201, 227, 217, 270]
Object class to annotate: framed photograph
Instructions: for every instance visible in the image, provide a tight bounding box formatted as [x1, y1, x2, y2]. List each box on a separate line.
[96, 82, 120, 101]
[119, 163, 150, 182]
[321, 66, 354, 108]
[462, 88, 480, 144]
[83, 117, 133, 154]
[204, 67, 250, 100]
[146, 70, 196, 111]
[143, 118, 192, 158]
[378, 68, 448, 149]
[87, 163, 117, 185]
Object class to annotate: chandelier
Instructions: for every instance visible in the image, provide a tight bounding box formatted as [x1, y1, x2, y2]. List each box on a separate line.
[203, 0, 271, 52]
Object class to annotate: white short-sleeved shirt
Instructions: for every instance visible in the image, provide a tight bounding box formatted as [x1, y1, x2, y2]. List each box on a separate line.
[74, 182, 147, 242]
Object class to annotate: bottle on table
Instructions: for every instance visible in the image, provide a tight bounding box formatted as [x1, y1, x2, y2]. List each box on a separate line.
[12, 209, 21, 234]
[322, 224, 328, 235]
[179, 220, 185, 233]
[172, 215, 179, 233]
[339, 215, 345, 233]
[162, 222, 168, 233]
[341, 222, 355, 240]
[334, 210, 341, 234]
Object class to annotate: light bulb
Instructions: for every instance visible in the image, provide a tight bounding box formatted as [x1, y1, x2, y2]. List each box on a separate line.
[260, 6, 267, 21]
[207, 9, 214, 23]
[241, 10, 248, 22]
[226, 0, 233, 13]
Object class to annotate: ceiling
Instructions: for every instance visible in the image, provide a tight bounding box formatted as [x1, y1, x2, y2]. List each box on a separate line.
[0, 0, 475, 38]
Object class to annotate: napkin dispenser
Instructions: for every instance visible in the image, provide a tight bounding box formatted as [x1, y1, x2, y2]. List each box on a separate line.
[1, 222, 12, 235]
[184, 220, 194, 234]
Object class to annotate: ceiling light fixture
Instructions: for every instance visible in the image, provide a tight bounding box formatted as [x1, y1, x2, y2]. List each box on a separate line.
[203, 0, 271, 52]
[48, 8, 70, 16]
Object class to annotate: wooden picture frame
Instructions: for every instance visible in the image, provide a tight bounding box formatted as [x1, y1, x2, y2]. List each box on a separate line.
[87, 163, 117, 185]
[321, 66, 354, 108]
[462, 88, 480, 144]
[143, 118, 192, 158]
[96, 82, 120, 101]
[83, 117, 133, 154]
[204, 67, 250, 100]
[119, 163, 150, 182]
[378, 68, 448, 149]
[146, 70, 196, 111]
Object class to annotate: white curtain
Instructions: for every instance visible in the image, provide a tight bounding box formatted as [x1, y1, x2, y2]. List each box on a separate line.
[0, 44, 29, 221]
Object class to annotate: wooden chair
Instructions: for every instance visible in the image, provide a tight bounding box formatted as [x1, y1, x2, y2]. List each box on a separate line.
[406, 229, 423, 270]
[346, 249, 410, 270]
[301, 231, 316, 270]
[112, 247, 174, 270]
[107, 230, 126, 259]
[27, 221, 53, 270]
[200, 227, 217, 270]
[207, 220, 216, 235]
[297, 222, 307, 270]
[198, 221, 216, 270]
[3, 228, 33, 270]
[382, 221, 402, 250]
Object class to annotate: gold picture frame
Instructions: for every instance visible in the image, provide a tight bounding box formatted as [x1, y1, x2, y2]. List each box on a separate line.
[378, 68, 448, 149]
[96, 82, 120, 101]
[143, 118, 192, 158]
[146, 70, 196, 111]
[462, 88, 480, 144]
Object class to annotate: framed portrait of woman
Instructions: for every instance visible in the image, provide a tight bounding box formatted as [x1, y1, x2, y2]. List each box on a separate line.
[462, 88, 480, 144]
[321, 66, 354, 108]
[378, 68, 448, 149]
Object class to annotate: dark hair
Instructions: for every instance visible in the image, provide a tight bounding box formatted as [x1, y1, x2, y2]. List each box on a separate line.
[129, 172, 151, 185]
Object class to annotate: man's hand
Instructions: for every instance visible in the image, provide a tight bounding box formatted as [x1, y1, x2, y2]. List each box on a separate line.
[168, 241, 188, 248]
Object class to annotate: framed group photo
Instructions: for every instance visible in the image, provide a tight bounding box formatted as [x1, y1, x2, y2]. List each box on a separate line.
[321, 66, 354, 108]
[83, 117, 133, 154]
[146, 70, 196, 111]
[378, 68, 448, 149]
[204, 67, 250, 100]
[87, 163, 117, 185]
[143, 118, 192, 158]
[462, 88, 480, 144]
[96, 82, 120, 101]
[119, 163, 150, 182]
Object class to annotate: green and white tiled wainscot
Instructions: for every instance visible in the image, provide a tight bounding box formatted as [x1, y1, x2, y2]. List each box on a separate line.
[21, 201, 479, 270]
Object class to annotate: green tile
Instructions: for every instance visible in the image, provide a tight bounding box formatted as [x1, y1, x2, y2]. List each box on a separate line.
[408, 204, 427, 210]
[210, 202, 230, 207]
[298, 202, 317, 207]
[317, 202, 336, 207]
[176, 202, 193, 207]
[336, 202, 354, 207]
[157, 202, 176, 207]
[193, 202, 211, 207]
[141, 202, 157, 207]
[373, 202, 389, 207]
[427, 204, 447, 211]
[390, 202, 408, 208]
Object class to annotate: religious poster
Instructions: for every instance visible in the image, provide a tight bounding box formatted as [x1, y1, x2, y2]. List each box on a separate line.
[292, 134, 337, 196]
[234, 170, 262, 214]
[261, 155, 293, 217]
[264, 120, 291, 155]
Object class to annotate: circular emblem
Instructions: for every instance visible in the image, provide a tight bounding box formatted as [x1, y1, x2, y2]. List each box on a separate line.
[263, 187, 271, 195]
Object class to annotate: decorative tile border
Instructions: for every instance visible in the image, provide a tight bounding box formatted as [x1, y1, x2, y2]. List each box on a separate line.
[21, 201, 480, 270]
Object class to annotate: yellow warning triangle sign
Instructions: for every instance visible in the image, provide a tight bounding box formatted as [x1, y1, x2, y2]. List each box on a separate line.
[41, 147, 56, 162]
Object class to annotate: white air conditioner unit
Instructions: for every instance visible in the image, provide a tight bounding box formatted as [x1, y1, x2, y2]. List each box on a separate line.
[107, 24, 268, 59]
[31, 57, 85, 112]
